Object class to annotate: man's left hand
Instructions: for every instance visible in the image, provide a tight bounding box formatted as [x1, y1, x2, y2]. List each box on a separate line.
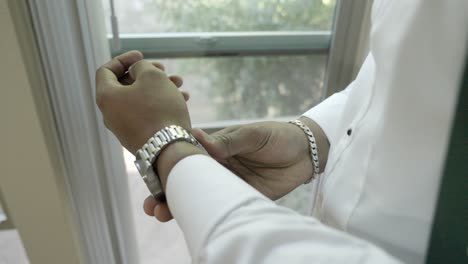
[95, 50, 192, 154]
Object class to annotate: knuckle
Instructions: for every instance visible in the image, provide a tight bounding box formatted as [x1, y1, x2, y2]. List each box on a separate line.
[133, 61, 165, 79]
[152, 61, 165, 71]
[140, 68, 164, 79]
[133, 60, 147, 68]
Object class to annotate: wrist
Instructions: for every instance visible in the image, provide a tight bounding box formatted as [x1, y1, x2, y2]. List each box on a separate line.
[155, 141, 206, 190]
[298, 116, 330, 173]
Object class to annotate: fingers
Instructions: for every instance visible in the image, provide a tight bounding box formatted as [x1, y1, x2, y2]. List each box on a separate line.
[169, 75, 189, 101]
[110, 56, 186, 101]
[128, 60, 165, 81]
[119, 74, 134, 85]
[143, 195, 157, 216]
[192, 126, 250, 159]
[153, 202, 174, 222]
[152, 62, 165, 72]
[192, 128, 221, 157]
[169, 75, 183, 87]
[181, 90, 190, 101]
[118, 62, 165, 85]
[143, 195, 174, 222]
[96, 50, 143, 94]
[120, 73, 183, 87]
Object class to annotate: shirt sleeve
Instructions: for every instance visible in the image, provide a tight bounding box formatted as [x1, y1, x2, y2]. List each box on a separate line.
[166, 155, 401, 264]
[302, 86, 352, 148]
[302, 53, 375, 148]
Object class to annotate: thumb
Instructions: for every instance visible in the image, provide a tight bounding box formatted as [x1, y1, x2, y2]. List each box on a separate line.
[192, 128, 225, 158]
[192, 126, 254, 159]
[143, 195, 173, 222]
[153, 202, 173, 222]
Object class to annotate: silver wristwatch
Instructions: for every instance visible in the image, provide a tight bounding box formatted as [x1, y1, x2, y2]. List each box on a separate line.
[134, 125, 200, 199]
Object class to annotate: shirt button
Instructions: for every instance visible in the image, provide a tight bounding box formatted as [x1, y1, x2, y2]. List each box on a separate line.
[347, 128, 352, 136]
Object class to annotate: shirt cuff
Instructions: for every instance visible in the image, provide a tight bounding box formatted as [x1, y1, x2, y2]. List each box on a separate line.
[302, 88, 351, 148]
[165, 154, 268, 257]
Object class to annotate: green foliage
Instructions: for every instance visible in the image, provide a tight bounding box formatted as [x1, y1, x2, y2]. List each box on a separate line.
[143, 0, 334, 32]
[200, 55, 327, 119]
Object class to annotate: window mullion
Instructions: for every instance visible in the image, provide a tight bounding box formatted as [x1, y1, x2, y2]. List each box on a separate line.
[111, 31, 331, 58]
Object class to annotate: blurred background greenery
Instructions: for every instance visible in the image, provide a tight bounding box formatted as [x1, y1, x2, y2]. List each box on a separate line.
[118, 0, 335, 33]
[107, 0, 336, 123]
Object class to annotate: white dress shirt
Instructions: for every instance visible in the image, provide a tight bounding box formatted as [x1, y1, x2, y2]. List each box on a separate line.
[165, 0, 468, 263]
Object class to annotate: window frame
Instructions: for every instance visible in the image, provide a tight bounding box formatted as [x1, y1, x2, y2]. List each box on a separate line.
[111, 31, 331, 58]
[27, 0, 138, 263]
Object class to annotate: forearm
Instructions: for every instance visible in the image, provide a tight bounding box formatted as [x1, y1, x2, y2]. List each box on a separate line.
[156, 141, 206, 190]
[163, 155, 400, 264]
[205, 199, 400, 264]
[156, 117, 330, 193]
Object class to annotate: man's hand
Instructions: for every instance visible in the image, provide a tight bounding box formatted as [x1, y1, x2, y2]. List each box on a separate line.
[195, 121, 315, 199]
[97, 50, 207, 223]
[144, 117, 329, 222]
[95, 50, 191, 154]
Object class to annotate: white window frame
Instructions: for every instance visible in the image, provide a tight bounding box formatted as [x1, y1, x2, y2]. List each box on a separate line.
[112, 32, 330, 58]
[25, 0, 372, 263]
[27, 0, 138, 263]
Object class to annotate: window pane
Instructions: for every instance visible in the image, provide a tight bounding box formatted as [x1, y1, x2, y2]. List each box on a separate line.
[105, 0, 336, 33]
[155, 54, 327, 125]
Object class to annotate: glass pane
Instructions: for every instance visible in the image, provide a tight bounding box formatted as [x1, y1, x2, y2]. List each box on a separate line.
[156, 54, 327, 125]
[104, 0, 337, 33]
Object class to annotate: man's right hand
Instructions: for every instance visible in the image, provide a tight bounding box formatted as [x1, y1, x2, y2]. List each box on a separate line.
[193, 117, 329, 200]
[144, 116, 329, 222]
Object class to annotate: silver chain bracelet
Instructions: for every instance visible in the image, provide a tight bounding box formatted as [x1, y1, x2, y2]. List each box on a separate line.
[288, 120, 320, 184]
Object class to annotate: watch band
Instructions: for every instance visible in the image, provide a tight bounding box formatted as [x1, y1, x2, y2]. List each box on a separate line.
[134, 125, 200, 198]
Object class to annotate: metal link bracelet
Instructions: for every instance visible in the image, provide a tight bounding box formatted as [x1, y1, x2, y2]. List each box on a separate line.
[288, 120, 320, 184]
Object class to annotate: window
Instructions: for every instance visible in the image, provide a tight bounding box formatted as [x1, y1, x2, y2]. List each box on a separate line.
[101, 1, 337, 263]
[103, 0, 336, 125]
[108, 0, 335, 33]
[150, 55, 327, 123]
[27, 0, 369, 262]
